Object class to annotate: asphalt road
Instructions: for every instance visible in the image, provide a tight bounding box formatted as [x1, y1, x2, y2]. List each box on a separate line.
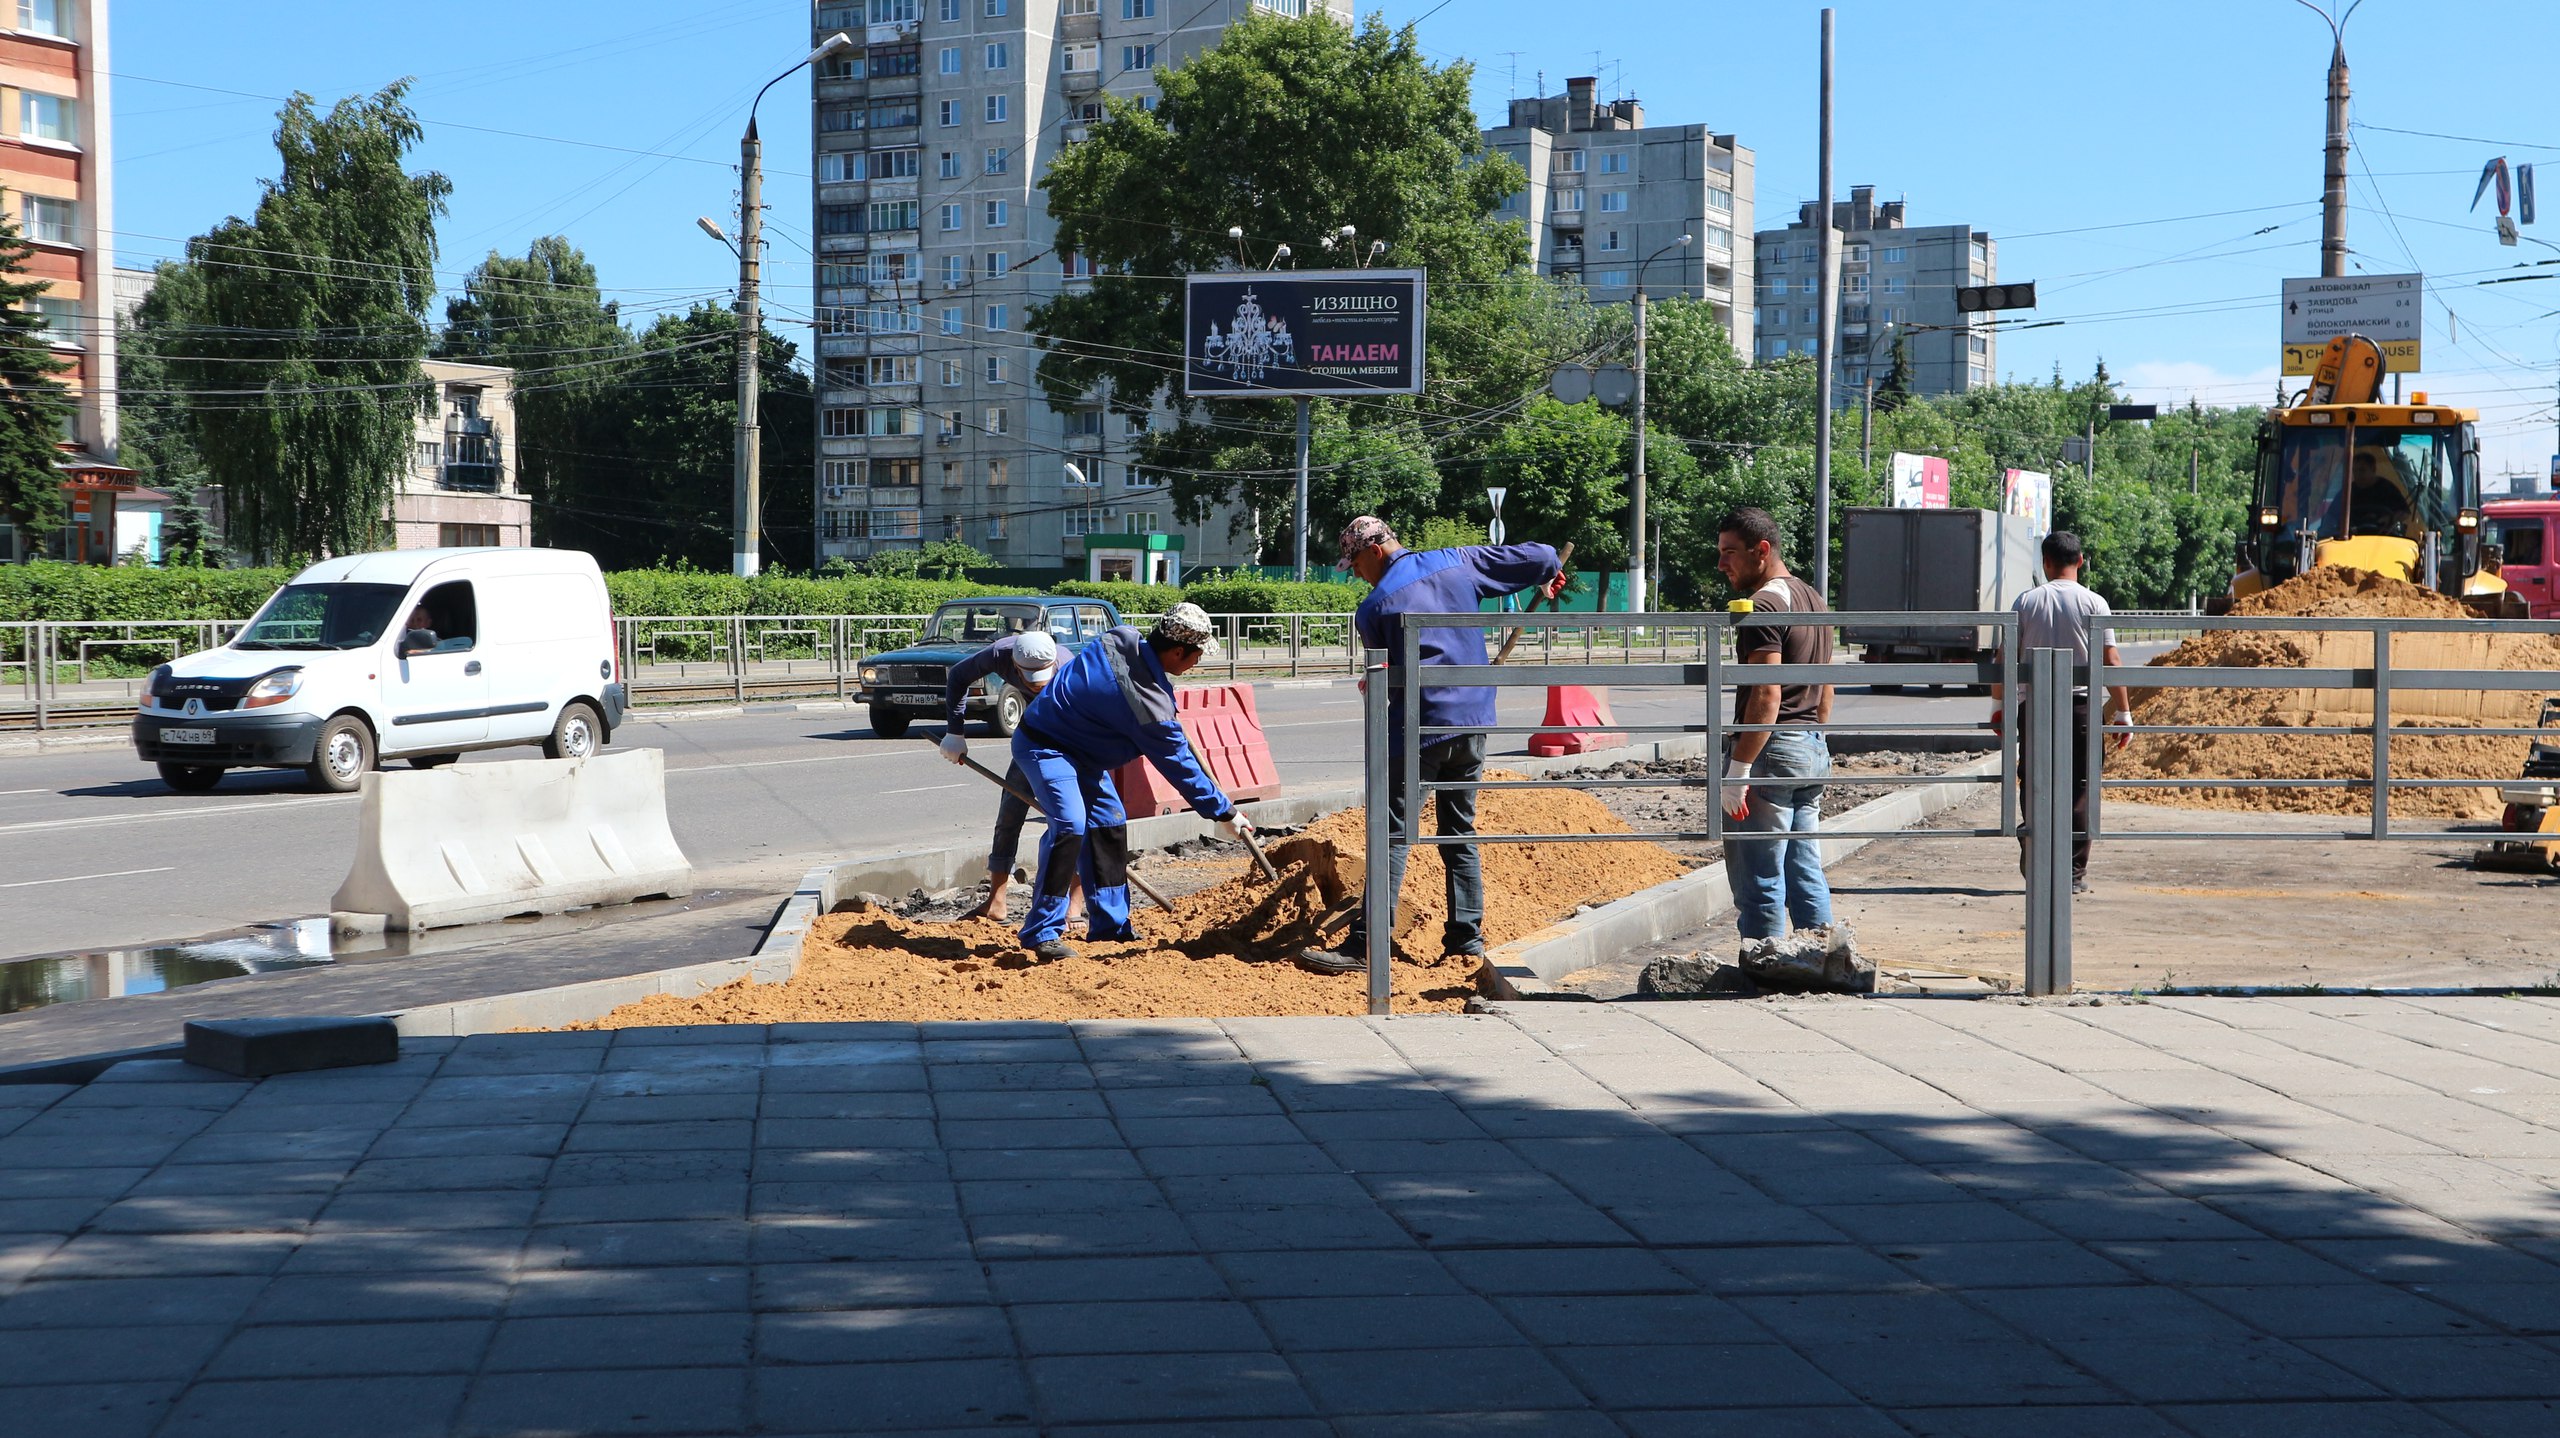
[0, 677, 2001, 960]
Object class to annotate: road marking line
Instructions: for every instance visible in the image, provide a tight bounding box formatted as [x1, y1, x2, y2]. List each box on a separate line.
[666, 751, 911, 775]
[1, 865, 176, 889]
[0, 795, 350, 837]
[883, 783, 967, 795]
[0, 788, 50, 797]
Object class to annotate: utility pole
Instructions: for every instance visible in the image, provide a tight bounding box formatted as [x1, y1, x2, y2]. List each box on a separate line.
[1630, 287, 1648, 612]
[1860, 376, 1873, 473]
[1811, 7, 1839, 596]
[1292, 398, 1310, 581]
[2189, 446, 2199, 496]
[733, 117, 764, 578]
[2321, 32, 2350, 279]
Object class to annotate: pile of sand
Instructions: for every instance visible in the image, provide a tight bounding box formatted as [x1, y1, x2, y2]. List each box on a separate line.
[2105, 569, 2560, 819]
[569, 779, 1692, 1025]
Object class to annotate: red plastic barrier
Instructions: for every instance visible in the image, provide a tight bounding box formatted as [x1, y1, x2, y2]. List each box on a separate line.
[1113, 682, 1285, 818]
[1527, 685, 1627, 756]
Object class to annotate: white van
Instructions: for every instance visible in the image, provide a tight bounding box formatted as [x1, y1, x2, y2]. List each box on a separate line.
[132, 548, 627, 794]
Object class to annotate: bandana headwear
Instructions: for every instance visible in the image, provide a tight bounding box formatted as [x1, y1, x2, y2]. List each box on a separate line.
[1150, 602, 1217, 652]
[1012, 630, 1060, 686]
[1337, 515, 1396, 570]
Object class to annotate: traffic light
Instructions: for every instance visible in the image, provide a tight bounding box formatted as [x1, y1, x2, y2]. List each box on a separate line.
[1956, 281, 2036, 313]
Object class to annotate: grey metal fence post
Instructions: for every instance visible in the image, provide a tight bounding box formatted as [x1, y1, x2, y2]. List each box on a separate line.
[1362, 649, 1393, 1017]
[730, 616, 746, 703]
[2023, 646, 2074, 996]
[1395, 618, 1425, 1017]
[2082, 613, 2105, 844]
[34, 622, 49, 731]
[1999, 621, 2020, 837]
[2370, 620, 2391, 841]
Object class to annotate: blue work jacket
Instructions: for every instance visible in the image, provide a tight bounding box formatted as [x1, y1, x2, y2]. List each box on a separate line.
[1355, 543, 1562, 749]
[1020, 626, 1233, 820]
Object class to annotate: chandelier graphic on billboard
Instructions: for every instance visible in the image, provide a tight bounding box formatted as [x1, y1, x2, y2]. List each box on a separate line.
[1183, 269, 1426, 398]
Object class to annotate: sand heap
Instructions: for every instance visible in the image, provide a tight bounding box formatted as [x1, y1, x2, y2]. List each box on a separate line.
[571, 778, 1691, 1025]
[2105, 568, 2560, 819]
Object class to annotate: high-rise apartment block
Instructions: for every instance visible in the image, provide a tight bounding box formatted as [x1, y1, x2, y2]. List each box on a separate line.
[1753, 185, 1997, 401]
[1482, 77, 1754, 353]
[808, 0, 1344, 573]
[0, 0, 118, 564]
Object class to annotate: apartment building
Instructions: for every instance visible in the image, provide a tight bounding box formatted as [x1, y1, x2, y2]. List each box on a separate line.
[806, 0, 1345, 573]
[1483, 77, 1754, 355]
[0, 0, 118, 564]
[393, 361, 529, 550]
[1753, 185, 1998, 401]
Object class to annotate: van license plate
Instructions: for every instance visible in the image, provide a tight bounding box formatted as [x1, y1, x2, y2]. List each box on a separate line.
[162, 727, 215, 745]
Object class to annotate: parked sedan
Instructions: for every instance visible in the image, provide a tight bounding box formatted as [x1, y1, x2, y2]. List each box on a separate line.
[854, 597, 1120, 738]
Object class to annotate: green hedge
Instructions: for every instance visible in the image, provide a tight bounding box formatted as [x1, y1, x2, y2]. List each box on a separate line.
[602, 570, 1004, 617]
[1183, 577, 1366, 614]
[0, 562, 301, 622]
[1048, 580, 1185, 614]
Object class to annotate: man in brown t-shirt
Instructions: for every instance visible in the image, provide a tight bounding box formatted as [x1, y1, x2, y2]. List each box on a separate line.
[1716, 507, 1836, 944]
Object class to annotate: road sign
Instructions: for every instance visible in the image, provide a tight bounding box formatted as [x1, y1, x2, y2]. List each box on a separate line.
[2106, 404, 2158, 422]
[1548, 366, 1593, 404]
[2280, 272, 2422, 375]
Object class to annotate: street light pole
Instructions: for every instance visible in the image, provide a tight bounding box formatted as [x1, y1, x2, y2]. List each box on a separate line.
[1811, 6, 1839, 597]
[1629, 234, 1690, 615]
[730, 33, 854, 579]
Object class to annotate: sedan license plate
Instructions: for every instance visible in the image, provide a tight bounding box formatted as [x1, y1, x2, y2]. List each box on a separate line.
[894, 693, 940, 707]
[162, 727, 216, 745]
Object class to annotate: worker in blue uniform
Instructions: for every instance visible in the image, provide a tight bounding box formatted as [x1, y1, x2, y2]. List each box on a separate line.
[1012, 603, 1251, 961]
[936, 627, 1064, 922]
[1299, 516, 1565, 975]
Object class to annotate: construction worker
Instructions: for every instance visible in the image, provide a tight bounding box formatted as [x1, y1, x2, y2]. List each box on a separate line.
[1717, 507, 1836, 951]
[1299, 516, 1565, 976]
[1012, 603, 1251, 961]
[1998, 529, 2134, 894]
[937, 627, 1063, 922]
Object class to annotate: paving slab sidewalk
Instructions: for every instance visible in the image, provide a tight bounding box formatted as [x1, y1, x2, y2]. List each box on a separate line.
[4, 996, 2560, 1435]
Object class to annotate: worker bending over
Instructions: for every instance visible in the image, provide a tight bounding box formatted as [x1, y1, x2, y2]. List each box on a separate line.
[1012, 603, 1251, 961]
[936, 627, 1065, 921]
[1300, 516, 1565, 975]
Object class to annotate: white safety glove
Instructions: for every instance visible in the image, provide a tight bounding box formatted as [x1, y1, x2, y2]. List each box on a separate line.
[938, 733, 968, 765]
[1722, 759, 1754, 821]
[1215, 812, 1255, 843]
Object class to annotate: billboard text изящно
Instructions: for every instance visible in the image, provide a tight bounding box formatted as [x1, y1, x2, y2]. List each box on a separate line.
[1183, 270, 1426, 398]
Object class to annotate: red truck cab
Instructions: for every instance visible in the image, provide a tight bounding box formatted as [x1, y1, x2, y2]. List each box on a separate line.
[2484, 499, 2560, 617]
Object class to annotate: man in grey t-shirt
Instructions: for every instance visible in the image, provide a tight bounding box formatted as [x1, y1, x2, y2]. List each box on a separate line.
[1998, 531, 2133, 891]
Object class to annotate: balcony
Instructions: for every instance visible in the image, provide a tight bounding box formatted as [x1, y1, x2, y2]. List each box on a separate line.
[1550, 211, 1584, 229]
[439, 423, 503, 494]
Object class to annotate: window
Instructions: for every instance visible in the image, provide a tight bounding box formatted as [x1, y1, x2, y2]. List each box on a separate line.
[1598, 230, 1623, 252]
[1556, 149, 1584, 173]
[1121, 44, 1156, 70]
[938, 46, 961, 74]
[819, 205, 863, 236]
[1066, 409, 1104, 438]
[1847, 243, 1869, 264]
[864, 407, 915, 437]
[938, 409, 962, 438]
[1597, 152, 1628, 175]
[983, 250, 1008, 277]
[985, 303, 1008, 331]
[819, 4, 859, 24]
[1062, 41, 1098, 72]
[21, 195, 71, 246]
[1063, 251, 1095, 280]
[1765, 306, 1785, 329]
[941, 307, 964, 335]
[1768, 277, 1788, 297]
[939, 0, 960, 17]
[1801, 306, 1817, 325]
[937, 150, 960, 178]
[819, 152, 856, 182]
[1138, 94, 1156, 111]
[870, 44, 919, 76]
[984, 95, 1008, 124]
[868, 98, 919, 129]
[1065, 0, 1098, 13]
[1881, 275, 1907, 296]
[987, 511, 1007, 541]
[1972, 239, 1990, 264]
[873, 147, 919, 178]
[1122, 0, 1155, 15]
[817, 305, 859, 336]
[1555, 189, 1584, 212]
[869, 0, 917, 18]
[1970, 365, 1988, 387]
[987, 458, 1009, 486]
[822, 458, 865, 491]
[868, 355, 919, 385]
[17, 1, 68, 37]
[867, 300, 922, 333]
[1064, 505, 1108, 537]
[983, 355, 1007, 382]
[939, 203, 963, 231]
[876, 458, 921, 488]
[820, 105, 863, 133]
[1882, 245, 1907, 264]
[943, 254, 968, 286]
[939, 360, 963, 385]
[1125, 512, 1159, 534]
[984, 146, 1008, 174]
[1598, 191, 1627, 213]
[938, 100, 959, 127]
[984, 406, 1009, 435]
[822, 407, 863, 438]
[1969, 333, 1990, 355]
[984, 0, 1006, 12]
[1706, 187, 1733, 214]
[1844, 273, 1868, 294]
[984, 199, 1009, 227]
[819, 262, 862, 288]
[818, 52, 862, 80]
[822, 358, 864, 389]
[941, 462, 963, 489]
[984, 42, 1009, 69]
[439, 524, 501, 548]
[867, 199, 918, 232]
[1254, 0, 1307, 12]
[871, 508, 921, 541]
[1705, 225, 1732, 251]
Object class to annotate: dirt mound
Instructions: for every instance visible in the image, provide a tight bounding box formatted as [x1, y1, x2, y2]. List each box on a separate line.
[569, 778, 1692, 1025]
[2107, 569, 2560, 819]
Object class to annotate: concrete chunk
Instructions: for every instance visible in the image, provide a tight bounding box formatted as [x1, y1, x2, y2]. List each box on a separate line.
[183, 1017, 400, 1079]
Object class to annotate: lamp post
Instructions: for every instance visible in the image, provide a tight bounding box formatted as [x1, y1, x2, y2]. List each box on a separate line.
[1628, 233, 1691, 614]
[721, 31, 855, 579]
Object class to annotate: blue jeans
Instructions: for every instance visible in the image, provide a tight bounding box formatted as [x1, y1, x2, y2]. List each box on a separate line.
[1012, 733, 1133, 947]
[1723, 729, 1834, 941]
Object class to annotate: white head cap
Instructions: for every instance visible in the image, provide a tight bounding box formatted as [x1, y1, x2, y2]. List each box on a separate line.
[1013, 629, 1060, 685]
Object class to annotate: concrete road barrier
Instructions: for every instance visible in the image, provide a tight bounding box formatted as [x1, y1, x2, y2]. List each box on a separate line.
[331, 748, 693, 933]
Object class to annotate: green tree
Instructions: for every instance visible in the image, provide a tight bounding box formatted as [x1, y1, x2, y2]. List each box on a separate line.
[436, 237, 636, 544]
[0, 201, 73, 548]
[158, 473, 218, 567]
[865, 538, 993, 581]
[159, 84, 451, 561]
[112, 262, 206, 494]
[1484, 396, 1630, 569]
[1028, 9, 1525, 540]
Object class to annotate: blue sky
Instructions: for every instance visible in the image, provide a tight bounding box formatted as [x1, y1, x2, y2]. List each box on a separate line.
[110, 1, 2560, 480]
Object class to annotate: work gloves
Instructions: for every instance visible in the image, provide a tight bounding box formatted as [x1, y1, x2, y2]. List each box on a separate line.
[1722, 759, 1754, 821]
[1215, 813, 1256, 844]
[1540, 569, 1569, 602]
[938, 733, 968, 765]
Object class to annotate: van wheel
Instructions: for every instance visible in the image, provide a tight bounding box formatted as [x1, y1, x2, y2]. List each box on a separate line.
[158, 763, 224, 794]
[990, 687, 1026, 738]
[544, 701, 604, 761]
[871, 707, 912, 739]
[409, 754, 459, 770]
[307, 717, 374, 794]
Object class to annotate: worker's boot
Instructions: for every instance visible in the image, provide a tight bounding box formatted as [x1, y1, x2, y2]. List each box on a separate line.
[1297, 942, 1367, 976]
[1028, 939, 1079, 963]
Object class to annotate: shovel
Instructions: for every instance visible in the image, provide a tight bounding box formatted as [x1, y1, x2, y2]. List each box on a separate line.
[928, 733, 1178, 914]
[1493, 542, 1576, 666]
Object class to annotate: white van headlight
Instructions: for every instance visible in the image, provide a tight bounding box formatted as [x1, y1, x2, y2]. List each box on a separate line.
[242, 669, 304, 709]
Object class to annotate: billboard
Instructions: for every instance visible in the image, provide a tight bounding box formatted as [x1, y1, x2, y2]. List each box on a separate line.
[1182, 269, 1426, 398]
[1890, 452, 1950, 510]
[2003, 467, 2053, 540]
[2280, 272, 2422, 375]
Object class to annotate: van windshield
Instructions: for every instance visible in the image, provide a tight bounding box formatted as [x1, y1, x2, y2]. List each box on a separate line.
[233, 583, 411, 650]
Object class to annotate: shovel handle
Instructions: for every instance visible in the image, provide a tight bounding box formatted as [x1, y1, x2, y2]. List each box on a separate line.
[932, 733, 1178, 914]
[1237, 823, 1282, 884]
[1493, 541, 1575, 666]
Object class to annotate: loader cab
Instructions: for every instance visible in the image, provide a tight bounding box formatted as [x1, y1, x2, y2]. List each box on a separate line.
[2240, 403, 2483, 597]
